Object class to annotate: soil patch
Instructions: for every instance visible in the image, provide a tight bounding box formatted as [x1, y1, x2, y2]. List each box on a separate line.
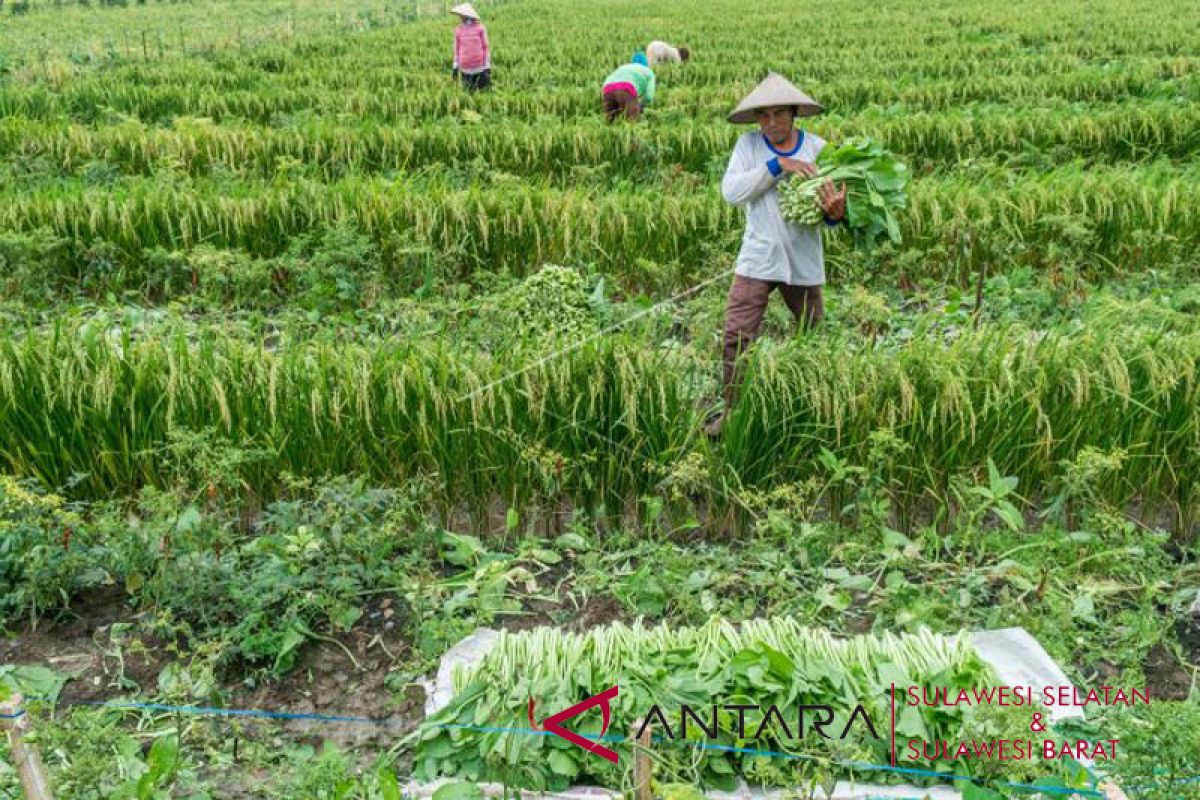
[228, 623, 422, 751]
[3, 590, 423, 752]
[1, 586, 174, 703]
[1143, 642, 1193, 701]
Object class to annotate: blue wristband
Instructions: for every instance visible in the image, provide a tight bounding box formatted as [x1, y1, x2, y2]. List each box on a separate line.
[823, 215, 841, 227]
[766, 157, 782, 178]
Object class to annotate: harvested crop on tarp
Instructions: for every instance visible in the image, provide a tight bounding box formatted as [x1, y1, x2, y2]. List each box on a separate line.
[413, 618, 1017, 791]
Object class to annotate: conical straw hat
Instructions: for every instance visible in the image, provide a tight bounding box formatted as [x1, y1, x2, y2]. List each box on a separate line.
[728, 71, 823, 123]
[451, 3, 480, 20]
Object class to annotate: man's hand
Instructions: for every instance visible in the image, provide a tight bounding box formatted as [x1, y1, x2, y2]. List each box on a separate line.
[818, 180, 847, 221]
[777, 157, 818, 179]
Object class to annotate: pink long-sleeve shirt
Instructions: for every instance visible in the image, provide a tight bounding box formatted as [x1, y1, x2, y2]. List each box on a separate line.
[454, 21, 490, 74]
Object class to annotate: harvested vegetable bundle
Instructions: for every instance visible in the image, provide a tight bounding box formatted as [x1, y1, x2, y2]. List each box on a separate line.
[413, 618, 997, 791]
[779, 136, 910, 250]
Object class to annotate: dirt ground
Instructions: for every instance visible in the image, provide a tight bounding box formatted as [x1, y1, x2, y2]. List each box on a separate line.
[5, 579, 1195, 794]
[2, 588, 424, 754]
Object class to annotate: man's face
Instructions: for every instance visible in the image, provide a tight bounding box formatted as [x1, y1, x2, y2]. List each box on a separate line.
[755, 106, 796, 146]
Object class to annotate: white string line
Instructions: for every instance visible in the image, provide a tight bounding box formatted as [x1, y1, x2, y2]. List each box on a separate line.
[454, 265, 736, 404]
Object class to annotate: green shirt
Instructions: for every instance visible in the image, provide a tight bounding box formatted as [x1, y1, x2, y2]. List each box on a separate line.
[603, 63, 656, 104]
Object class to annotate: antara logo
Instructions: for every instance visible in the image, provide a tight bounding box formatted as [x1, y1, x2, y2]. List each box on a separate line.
[528, 687, 882, 765]
[529, 686, 620, 764]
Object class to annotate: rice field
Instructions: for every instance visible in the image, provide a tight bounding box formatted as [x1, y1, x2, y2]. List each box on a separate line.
[0, 0, 1198, 797]
[1, 315, 1196, 527]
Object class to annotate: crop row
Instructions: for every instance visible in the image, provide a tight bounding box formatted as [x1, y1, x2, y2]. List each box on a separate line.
[0, 163, 1195, 285]
[7, 0, 1195, 86]
[0, 319, 1195, 526]
[3, 61, 1194, 126]
[21, 31, 1196, 92]
[2, 101, 1197, 182]
[0, 0, 472, 72]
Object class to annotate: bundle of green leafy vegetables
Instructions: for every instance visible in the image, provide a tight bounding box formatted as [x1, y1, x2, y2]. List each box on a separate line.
[779, 136, 910, 250]
[409, 618, 1043, 792]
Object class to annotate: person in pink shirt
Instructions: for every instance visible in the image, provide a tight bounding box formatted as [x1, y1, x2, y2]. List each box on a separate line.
[451, 4, 491, 91]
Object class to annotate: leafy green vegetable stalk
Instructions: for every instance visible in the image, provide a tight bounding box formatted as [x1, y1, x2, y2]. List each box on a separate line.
[413, 618, 1001, 792]
[778, 136, 910, 250]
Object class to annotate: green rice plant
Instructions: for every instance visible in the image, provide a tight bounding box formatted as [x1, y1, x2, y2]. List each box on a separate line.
[723, 321, 1200, 524]
[0, 314, 1195, 528]
[0, 162, 1195, 289]
[0, 325, 702, 515]
[2, 99, 1196, 186]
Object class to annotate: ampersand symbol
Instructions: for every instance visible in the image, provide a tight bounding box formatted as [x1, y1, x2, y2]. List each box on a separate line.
[1030, 711, 1046, 733]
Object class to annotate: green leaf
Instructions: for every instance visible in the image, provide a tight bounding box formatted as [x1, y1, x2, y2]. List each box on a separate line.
[962, 782, 1007, 800]
[477, 571, 514, 615]
[823, 567, 872, 591]
[175, 505, 202, 535]
[271, 625, 307, 675]
[895, 702, 928, 738]
[761, 644, 795, 679]
[659, 784, 705, 800]
[874, 661, 911, 689]
[707, 756, 734, 774]
[378, 768, 402, 800]
[547, 749, 578, 777]
[704, 771, 738, 792]
[0, 664, 69, 703]
[886, 213, 903, 243]
[1072, 593, 1097, 623]
[987, 458, 1018, 497]
[530, 548, 561, 565]
[882, 528, 914, 550]
[330, 603, 363, 632]
[505, 508, 520, 532]
[439, 532, 486, 567]
[553, 532, 588, 552]
[421, 737, 462, 759]
[815, 584, 851, 611]
[588, 277, 607, 311]
[432, 782, 484, 800]
[145, 735, 179, 782]
[157, 663, 180, 695]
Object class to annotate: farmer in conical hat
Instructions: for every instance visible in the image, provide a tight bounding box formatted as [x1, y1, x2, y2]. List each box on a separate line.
[705, 72, 847, 438]
[451, 3, 491, 91]
[601, 54, 656, 122]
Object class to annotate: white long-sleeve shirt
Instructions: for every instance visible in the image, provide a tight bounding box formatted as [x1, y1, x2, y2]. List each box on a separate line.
[647, 40, 682, 65]
[721, 129, 827, 286]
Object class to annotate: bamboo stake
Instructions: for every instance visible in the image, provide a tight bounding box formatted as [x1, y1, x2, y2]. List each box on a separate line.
[0, 695, 54, 800]
[631, 718, 651, 800]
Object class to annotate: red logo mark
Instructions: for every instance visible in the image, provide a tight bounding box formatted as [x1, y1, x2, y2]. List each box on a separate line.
[528, 686, 619, 764]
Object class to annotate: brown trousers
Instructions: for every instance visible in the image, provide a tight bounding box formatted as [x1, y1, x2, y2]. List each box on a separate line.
[602, 89, 641, 122]
[721, 274, 824, 403]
